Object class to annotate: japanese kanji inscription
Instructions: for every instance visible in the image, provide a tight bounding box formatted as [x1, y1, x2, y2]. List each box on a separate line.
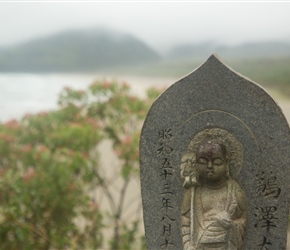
[140, 54, 290, 249]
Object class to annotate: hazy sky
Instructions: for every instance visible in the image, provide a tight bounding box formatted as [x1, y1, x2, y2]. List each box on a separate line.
[1, 2, 290, 52]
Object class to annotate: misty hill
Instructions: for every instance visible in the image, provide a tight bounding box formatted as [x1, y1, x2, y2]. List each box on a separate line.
[167, 41, 290, 59]
[0, 28, 160, 72]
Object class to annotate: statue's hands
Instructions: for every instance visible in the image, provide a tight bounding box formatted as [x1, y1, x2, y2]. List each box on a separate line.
[216, 210, 232, 228]
[184, 242, 196, 250]
[204, 210, 232, 228]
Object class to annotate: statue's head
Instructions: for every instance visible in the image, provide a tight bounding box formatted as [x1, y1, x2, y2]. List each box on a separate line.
[195, 140, 229, 185]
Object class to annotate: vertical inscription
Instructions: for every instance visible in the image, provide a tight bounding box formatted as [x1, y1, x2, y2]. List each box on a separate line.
[255, 170, 282, 248]
[258, 236, 272, 250]
[255, 206, 278, 232]
[255, 171, 281, 198]
[157, 129, 175, 248]
[158, 129, 173, 156]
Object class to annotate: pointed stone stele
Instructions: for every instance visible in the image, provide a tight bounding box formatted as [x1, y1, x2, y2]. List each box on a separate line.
[140, 54, 290, 249]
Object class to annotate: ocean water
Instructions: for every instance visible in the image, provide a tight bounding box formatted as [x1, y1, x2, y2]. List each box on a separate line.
[0, 73, 175, 122]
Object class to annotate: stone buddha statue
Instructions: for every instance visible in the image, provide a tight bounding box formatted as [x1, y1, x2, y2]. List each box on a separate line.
[181, 140, 247, 250]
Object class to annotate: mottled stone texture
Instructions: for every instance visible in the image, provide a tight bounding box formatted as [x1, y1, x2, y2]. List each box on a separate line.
[140, 54, 290, 249]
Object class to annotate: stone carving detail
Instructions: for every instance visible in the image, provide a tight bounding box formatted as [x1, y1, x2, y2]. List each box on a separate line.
[254, 206, 278, 232]
[180, 128, 247, 250]
[158, 129, 175, 248]
[255, 171, 281, 198]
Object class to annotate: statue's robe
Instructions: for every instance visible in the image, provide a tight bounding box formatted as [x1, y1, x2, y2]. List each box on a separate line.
[181, 179, 246, 250]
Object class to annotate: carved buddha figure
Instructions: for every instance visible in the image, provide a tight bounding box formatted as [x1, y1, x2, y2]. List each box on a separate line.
[181, 140, 246, 250]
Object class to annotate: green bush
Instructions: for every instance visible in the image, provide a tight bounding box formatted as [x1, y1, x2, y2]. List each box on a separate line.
[0, 80, 161, 249]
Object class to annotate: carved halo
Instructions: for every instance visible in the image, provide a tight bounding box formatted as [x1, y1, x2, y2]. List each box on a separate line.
[186, 128, 243, 177]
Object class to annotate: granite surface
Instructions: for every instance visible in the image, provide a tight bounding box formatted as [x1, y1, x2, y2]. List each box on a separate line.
[140, 54, 290, 249]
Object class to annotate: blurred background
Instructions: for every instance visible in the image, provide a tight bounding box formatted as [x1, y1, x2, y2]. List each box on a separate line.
[0, 2, 290, 249]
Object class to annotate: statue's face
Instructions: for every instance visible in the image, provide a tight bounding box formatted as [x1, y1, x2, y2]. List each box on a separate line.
[195, 141, 228, 184]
